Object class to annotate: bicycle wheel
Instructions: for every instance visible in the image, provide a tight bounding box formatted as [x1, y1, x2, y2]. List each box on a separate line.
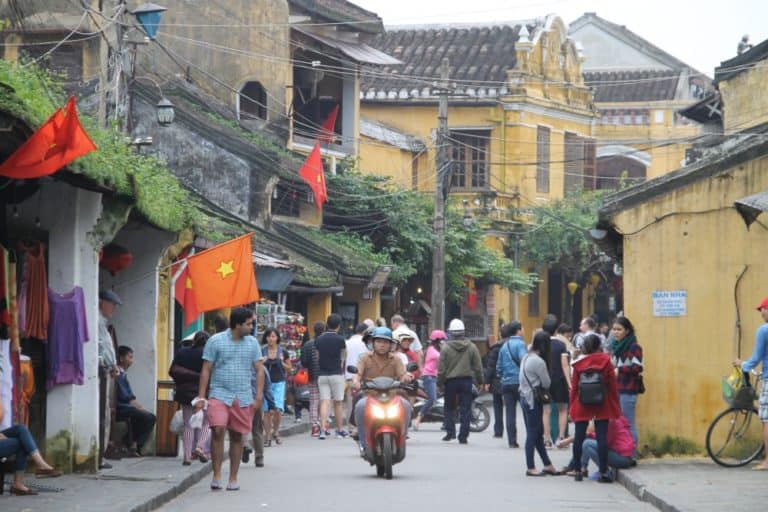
[706, 407, 765, 467]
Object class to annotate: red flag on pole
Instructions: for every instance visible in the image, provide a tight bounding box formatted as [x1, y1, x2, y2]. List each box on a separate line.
[173, 261, 199, 327]
[318, 105, 339, 144]
[299, 143, 327, 210]
[0, 96, 96, 179]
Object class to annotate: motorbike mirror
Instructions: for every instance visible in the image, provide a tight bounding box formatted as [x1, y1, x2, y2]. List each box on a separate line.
[406, 362, 419, 372]
[346, 365, 358, 374]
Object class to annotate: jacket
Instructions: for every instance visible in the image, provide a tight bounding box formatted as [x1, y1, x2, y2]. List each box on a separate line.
[496, 337, 528, 386]
[519, 353, 550, 409]
[612, 341, 644, 394]
[569, 352, 621, 422]
[300, 338, 322, 383]
[437, 338, 484, 387]
[483, 343, 502, 393]
[170, 346, 204, 405]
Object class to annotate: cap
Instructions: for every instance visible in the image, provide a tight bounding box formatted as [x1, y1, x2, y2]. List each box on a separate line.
[429, 329, 447, 341]
[756, 297, 768, 311]
[99, 289, 123, 305]
[370, 326, 394, 342]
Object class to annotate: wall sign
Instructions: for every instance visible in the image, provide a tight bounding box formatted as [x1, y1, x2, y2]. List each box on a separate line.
[652, 290, 687, 317]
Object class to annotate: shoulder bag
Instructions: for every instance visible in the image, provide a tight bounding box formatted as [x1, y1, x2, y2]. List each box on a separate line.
[522, 354, 551, 405]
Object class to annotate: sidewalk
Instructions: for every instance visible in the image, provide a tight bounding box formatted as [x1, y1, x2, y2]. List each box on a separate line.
[616, 457, 767, 512]
[1, 419, 310, 512]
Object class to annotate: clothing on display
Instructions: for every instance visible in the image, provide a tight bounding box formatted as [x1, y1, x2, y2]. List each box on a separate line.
[18, 355, 34, 426]
[23, 242, 49, 341]
[46, 286, 89, 389]
[0, 338, 12, 430]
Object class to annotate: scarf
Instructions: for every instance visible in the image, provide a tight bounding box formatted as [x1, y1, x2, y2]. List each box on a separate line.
[610, 333, 636, 356]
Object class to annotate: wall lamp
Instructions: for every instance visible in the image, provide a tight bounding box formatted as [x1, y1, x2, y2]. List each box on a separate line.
[133, 76, 175, 126]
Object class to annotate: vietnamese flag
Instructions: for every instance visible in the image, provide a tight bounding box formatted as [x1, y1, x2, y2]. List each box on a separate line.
[172, 261, 199, 327]
[186, 233, 259, 313]
[299, 143, 327, 210]
[318, 104, 339, 144]
[0, 96, 96, 179]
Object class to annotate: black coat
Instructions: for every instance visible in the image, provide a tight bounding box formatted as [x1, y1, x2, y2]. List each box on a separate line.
[483, 343, 502, 394]
[170, 346, 204, 405]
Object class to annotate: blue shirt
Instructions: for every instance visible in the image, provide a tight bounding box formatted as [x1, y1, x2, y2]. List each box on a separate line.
[496, 336, 528, 386]
[742, 323, 768, 379]
[203, 329, 262, 406]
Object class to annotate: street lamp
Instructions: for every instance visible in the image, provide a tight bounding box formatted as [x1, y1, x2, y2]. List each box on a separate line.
[156, 97, 175, 126]
[131, 3, 167, 41]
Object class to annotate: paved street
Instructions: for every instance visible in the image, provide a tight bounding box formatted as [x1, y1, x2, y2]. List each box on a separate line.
[158, 424, 652, 512]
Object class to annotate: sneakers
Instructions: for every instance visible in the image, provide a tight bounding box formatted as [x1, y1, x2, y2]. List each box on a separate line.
[318, 430, 327, 440]
[311, 424, 321, 437]
[441, 434, 456, 442]
[295, 417, 302, 423]
[241, 446, 252, 464]
[508, 442, 520, 448]
[335, 430, 350, 439]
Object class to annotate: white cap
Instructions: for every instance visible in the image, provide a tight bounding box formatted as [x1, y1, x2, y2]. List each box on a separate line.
[448, 318, 465, 332]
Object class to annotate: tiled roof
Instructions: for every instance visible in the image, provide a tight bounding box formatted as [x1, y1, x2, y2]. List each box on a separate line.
[585, 70, 680, 103]
[289, 0, 384, 33]
[715, 36, 768, 84]
[361, 23, 528, 98]
[360, 118, 425, 152]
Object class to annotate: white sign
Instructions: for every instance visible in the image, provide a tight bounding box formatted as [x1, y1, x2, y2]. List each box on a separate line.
[652, 290, 687, 317]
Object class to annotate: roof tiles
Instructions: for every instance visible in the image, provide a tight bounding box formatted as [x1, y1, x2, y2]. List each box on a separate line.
[584, 70, 680, 103]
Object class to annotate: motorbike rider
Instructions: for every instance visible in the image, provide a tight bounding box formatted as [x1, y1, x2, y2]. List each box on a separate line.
[352, 327, 414, 452]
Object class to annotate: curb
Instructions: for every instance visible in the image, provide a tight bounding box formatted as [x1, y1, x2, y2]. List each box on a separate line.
[616, 469, 682, 512]
[129, 421, 311, 512]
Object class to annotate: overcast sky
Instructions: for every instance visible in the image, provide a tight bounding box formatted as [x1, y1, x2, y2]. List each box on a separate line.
[354, 0, 766, 78]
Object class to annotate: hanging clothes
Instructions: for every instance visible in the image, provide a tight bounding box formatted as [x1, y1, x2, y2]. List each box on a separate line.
[23, 242, 49, 341]
[0, 337, 12, 429]
[18, 354, 34, 427]
[0, 245, 10, 327]
[46, 286, 89, 389]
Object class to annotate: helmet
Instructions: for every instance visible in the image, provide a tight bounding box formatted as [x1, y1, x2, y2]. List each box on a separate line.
[370, 326, 394, 342]
[448, 318, 465, 332]
[429, 329, 447, 341]
[394, 329, 415, 343]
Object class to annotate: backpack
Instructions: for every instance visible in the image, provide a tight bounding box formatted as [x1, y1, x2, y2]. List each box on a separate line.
[579, 370, 605, 405]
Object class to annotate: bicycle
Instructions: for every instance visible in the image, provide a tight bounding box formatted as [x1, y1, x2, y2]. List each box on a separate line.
[705, 366, 764, 467]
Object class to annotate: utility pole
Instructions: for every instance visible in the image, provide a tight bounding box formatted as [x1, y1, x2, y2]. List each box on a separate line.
[431, 58, 450, 332]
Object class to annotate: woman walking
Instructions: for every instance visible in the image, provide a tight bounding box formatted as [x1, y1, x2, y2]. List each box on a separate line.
[262, 328, 291, 446]
[170, 331, 212, 465]
[414, 330, 445, 430]
[519, 331, 560, 476]
[609, 316, 643, 457]
[570, 334, 621, 482]
[301, 321, 325, 437]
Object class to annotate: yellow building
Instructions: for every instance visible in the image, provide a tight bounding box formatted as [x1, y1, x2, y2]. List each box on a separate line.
[597, 40, 768, 452]
[360, 16, 599, 336]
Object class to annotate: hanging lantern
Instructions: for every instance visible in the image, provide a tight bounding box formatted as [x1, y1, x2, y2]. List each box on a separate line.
[99, 243, 133, 276]
[131, 3, 167, 40]
[156, 97, 175, 125]
[567, 281, 579, 296]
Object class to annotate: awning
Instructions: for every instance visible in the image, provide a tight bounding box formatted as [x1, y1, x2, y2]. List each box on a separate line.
[293, 27, 401, 66]
[734, 190, 768, 228]
[253, 250, 293, 292]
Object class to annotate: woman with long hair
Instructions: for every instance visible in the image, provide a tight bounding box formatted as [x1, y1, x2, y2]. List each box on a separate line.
[570, 334, 622, 482]
[609, 316, 643, 458]
[262, 328, 291, 446]
[519, 331, 559, 476]
[414, 329, 445, 430]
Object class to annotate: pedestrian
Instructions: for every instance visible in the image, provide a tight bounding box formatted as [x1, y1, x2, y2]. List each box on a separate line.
[570, 334, 621, 482]
[496, 321, 528, 448]
[556, 415, 635, 477]
[544, 316, 570, 447]
[261, 328, 291, 446]
[483, 334, 504, 439]
[734, 297, 768, 470]
[609, 316, 643, 458]
[243, 346, 275, 469]
[169, 330, 212, 465]
[437, 319, 484, 444]
[519, 331, 560, 476]
[97, 289, 122, 469]
[345, 323, 370, 430]
[300, 321, 325, 437]
[315, 313, 349, 439]
[414, 329, 445, 430]
[195, 307, 264, 492]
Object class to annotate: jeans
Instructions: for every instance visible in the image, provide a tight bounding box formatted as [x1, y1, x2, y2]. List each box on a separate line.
[580, 439, 633, 470]
[501, 384, 520, 445]
[354, 395, 412, 450]
[117, 407, 157, 452]
[0, 424, 39, 472]
[520, 399, 552, 470]
[492, 392, 504, 437]
[620, 393, 638, 455]
[573, 419, 609, 474]
[419, 376, 437, 420]
[444, 377, 473, 441]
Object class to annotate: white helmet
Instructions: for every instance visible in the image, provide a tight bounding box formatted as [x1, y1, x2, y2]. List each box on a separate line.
[448, 318, 465, 332]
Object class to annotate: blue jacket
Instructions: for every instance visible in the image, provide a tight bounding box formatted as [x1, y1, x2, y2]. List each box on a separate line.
[743, 323, 768, 379]
[496, 337, 528, 386]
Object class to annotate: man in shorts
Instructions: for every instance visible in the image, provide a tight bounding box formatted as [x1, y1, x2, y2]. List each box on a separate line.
[195, 307, 264, 491]
[315, 313, 348, 439]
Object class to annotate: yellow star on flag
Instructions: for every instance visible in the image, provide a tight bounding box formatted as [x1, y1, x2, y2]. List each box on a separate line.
[216, 259, 235, 279]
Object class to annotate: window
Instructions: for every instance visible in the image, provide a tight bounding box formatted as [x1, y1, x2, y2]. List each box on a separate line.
[583, 139, 596, 190]
[563, 132, 584, 194]
[450, 130, 489, 189]
[411, 155, 419, 190]
[271, 182, 301, 217]
[239, 81, 267, 120]
[654, 110, 665, 124]
[528, 279, 540, 317]
[536, 126, 550, 193]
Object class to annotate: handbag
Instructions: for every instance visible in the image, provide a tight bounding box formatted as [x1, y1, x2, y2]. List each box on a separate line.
[294, 367, 309, 387]
[169, 409, 184, 434]
[637, 374, 646, 394]
[522, 354, 551, 405]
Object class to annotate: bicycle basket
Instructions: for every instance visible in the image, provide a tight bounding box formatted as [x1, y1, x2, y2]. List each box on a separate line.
[721, 377, 757, 408]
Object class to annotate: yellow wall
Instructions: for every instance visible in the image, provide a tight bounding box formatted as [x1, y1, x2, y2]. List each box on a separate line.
[359, 136, 425, 190]
[719, 62, 768, 133]
[609, 154, 768, 449]
[307, 293, 332, 331]
[339, 282, 382, 328]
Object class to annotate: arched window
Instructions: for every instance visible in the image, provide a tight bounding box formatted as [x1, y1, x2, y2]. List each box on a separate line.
[239, 81, 267, 120]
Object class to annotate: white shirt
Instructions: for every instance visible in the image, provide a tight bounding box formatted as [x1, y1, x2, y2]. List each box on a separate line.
[345, 334, 369, 379]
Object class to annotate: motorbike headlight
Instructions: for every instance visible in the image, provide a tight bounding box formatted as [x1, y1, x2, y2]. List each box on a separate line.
[386, 403, 401, 418]
[371, 404, 386, 419]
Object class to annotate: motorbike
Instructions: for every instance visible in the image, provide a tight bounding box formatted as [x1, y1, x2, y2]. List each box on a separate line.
[412, 382, 491, 433]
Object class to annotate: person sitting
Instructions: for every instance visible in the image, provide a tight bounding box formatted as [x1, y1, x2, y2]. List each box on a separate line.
[556, 415, 636, 479]
[116, 345, 157, 456]
[0, 401, 61, 495]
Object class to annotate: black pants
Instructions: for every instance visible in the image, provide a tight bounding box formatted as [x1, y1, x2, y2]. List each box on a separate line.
[501, 384, 520, 445]
[492, 392, 504, 437]
[573, 419, 609, 474]
[117, 407, 156, 453]
[444, 377, 473, 441]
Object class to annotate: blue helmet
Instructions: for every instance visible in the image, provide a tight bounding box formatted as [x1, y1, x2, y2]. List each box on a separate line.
[370, 326, 394, 342]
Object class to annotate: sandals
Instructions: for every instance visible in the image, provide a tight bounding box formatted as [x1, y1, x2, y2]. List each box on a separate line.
[542, 467, 564, 476]
[210, 479, 223, 491]
[35, 467, 63, 478]
[264, 439, 272, 447]
[525, 470, 546, 477]
[193, 448, 209, 463]
[10, 486, 39, 496]
[274, 435, 282, 445]
[226, 482, 240, 491]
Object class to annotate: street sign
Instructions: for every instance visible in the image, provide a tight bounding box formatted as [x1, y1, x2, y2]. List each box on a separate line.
[652, 290, 687, 317]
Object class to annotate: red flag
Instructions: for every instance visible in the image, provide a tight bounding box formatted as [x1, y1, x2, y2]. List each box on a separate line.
[173, 262, 199, 327]
[318, 105, 339, 143]
[299, 143, 327, 210]
[0, 96, 96, 179]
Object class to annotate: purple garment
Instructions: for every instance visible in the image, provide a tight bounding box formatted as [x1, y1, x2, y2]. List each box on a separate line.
[47, 286, 89, 389]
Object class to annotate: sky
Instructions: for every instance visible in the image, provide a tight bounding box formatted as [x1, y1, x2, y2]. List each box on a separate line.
[354, 0, 768, 78]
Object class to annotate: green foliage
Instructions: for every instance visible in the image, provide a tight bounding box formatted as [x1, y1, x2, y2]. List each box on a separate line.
[642, 434, 700, 458]
[521, 190, 605, 279]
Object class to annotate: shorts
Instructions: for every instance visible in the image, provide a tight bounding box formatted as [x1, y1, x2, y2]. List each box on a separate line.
[317, 374, 345, 401]
[265, 381, 286, 412]
[206, 398, 254, 434]
[550, 377, 569, 404]
[760, 378, 768, 422]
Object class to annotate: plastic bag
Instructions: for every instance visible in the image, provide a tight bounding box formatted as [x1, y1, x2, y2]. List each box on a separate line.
[189, 410, 204, 430]
[169, 409, 184, 434]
